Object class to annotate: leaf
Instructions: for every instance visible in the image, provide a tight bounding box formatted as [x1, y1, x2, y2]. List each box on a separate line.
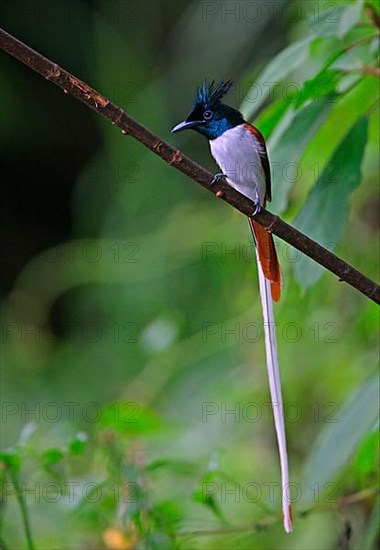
[310, 0, 364, 38]
[98, 403, 163, 435]
[339, 1, 364, 37]
[144, 459, 196, 476]
[352, 430, 379, 486]
[269, 99, 334, 213]
[193, 473, 227, 525]
[193, 490, 227, 524]
[299, 76, 378, 189]
[294, 69, 341, 109]
[294, 117, 368, 289]
[254, 98, 291, 139]
[302, 372, 379, 502]
[69, 432, 88, 455]
[330, 39, 377, 71]
[370, 36, 380, 56]
[241, 36, 314, 118]
[150, 501, 183, 535]
[42, 448, 65, 467]
[0, 451, 21, 474]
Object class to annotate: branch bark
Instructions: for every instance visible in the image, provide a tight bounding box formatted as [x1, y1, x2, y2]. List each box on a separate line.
[0, 28, 379, 305]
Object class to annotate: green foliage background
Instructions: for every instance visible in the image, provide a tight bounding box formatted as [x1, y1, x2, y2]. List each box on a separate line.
[0, 1, 379, 549]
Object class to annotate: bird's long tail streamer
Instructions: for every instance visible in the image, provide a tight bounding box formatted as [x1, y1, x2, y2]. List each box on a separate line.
[249, 219, 293, 533]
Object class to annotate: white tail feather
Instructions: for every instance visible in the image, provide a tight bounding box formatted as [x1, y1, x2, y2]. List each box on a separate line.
[256, 257, 293, 533]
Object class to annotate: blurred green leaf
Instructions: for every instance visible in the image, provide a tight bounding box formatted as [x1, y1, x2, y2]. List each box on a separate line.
[299, 76, 378, 189]
[0, 451, 21, 474]
[193, 472, 227, 526]
[69, 432, 88, 456]
[294, 70, 341, 109]
[302, 372, 379, 501]
[338, 72, 362, 93]
[269, 99, 334, 213]
[369, 35, 379, 56]
[144, 459, 196, 476]
[294, 117, 368, 289]
[330, 38, 378, 71]
[353, 430, 379, 486]
[151, 500, 182, 536]
[241, 36, 314, 118]
[254, 98, 291, 138]
[98, 403, 163, 435]
[310, 0, 364, 38]
[42, 448, 65, 467]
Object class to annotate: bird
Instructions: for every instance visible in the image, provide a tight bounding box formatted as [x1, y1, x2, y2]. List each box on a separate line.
[172, 80, 293, 533]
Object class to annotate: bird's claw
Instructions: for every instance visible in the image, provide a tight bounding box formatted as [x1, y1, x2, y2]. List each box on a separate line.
[251, 200, 261, 217]
[210, 172, 226, 186]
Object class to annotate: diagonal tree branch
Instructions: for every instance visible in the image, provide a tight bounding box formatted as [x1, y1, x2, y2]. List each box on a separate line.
[0, 28, 379, 305]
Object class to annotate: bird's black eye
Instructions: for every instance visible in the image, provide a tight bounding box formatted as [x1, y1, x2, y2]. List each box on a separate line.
[203, 110, 213, 120]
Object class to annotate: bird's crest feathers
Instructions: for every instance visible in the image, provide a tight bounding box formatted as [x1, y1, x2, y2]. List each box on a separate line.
[194, 80, 233, 109]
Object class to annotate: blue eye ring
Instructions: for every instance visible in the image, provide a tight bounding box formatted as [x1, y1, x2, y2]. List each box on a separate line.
[203, 110, 213, 120]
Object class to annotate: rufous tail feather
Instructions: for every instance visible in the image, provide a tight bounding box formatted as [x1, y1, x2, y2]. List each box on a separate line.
[249, 219, 281, 302]
[248, 218, 293, 533]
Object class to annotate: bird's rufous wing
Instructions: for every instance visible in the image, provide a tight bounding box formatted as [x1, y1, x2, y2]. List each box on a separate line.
[245, 122, 271, 203]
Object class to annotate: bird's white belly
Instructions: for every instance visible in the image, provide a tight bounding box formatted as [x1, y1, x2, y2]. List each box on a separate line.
[209, 124, 266, 204]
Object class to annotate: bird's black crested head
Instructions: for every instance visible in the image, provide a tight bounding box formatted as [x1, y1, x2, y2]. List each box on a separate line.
[171, 79, 244, 140]
[194, 79, 233, 110]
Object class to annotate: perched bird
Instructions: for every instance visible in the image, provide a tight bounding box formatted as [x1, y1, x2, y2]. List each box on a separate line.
[172, 80, 292, 533]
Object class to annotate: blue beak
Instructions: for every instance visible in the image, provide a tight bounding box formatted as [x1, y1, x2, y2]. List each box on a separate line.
[171, 120, 202, 133]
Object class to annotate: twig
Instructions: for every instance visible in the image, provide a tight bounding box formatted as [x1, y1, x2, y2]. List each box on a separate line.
[343, 65, 380, 77]
[7, 473, 35, 550]
[311, 32, 379, 86]
[365, 2, 380, 31]
[337, 486, 378, 507]
[0, 28, 379, 304]
[343, 32, 379, 53]
[178, 486, 379, 538]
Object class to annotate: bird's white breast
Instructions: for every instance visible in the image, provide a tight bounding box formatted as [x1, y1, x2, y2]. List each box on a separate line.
[209, 124, 266, 204]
